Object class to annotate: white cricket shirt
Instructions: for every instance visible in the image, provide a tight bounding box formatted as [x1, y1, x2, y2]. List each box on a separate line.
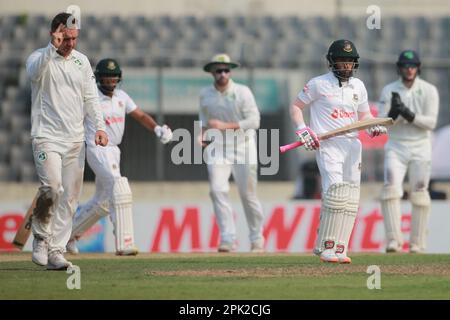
[297, 72, 370, 138]
[199, 79, 260, 164]
[378, 77, 439, 142]
[85, 89, 137, 147]
[26, 42, 105, 142]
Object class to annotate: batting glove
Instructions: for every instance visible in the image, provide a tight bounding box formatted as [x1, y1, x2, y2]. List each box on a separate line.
[366, 124, 387, 138]
[154, 124, 173, 144]
[295, 126, 320, 151]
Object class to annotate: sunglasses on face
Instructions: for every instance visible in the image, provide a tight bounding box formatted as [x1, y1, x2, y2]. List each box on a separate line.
[214, 68, 230, 74]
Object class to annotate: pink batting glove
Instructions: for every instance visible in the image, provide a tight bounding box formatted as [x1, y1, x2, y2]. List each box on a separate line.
[295, 126, 320, 151]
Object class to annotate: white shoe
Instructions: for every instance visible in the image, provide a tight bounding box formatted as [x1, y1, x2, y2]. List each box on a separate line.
[47, 250, 72, 270]
[218, 242, 235, 253]
[319, 249, 339, 263]
[335, 245, 352, 264]
[66, 239, 79, 255]
[409, 244, 422, 253]
[386, 240, 402, 253]
[250, 239, 265, 253]
[32, 236, 48, 266]
[116, 247, 139, 256]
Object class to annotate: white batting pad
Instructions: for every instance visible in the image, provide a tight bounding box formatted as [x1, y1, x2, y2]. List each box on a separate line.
[337, 184, 360, 254]
[410, 191, 431, 251]
[113, 177, 135, 252]
[380, 186, 403, 245]
[71, 202, 109, 239]
[315, 183, 349, 253]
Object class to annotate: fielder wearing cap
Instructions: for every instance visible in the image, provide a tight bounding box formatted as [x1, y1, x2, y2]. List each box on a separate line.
[199, 53, 265, 253]
[378, 49, 439, 254]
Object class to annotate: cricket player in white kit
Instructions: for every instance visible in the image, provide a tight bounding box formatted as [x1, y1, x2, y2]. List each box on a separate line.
[66, 58, 173, 255]
[26, 13, 108, 270]
[378, 50, 439, 253]
[290, 40, 387, 263]
[199, 54, 265, 253]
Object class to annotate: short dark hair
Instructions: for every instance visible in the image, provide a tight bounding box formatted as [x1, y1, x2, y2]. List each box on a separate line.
[50, 12, 76, 32]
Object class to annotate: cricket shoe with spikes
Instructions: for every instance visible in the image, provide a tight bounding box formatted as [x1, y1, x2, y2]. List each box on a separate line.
[32, 236, 48, 266]
[116, 247, 139, 256]
[386, 240, 402, 253]
[47, 250, 73, 270]
[320, 241, 339, 263]
[218, 242, 236, 253]
[66, 239, 79, 255]
[335, 245, 352, 264]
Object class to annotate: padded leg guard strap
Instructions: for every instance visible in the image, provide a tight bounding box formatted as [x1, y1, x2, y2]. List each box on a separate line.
[410, 191, 431, 251]
[380, 186, 403, 245]
[113, 177, 135, 253]
[315, 183, 349, 253]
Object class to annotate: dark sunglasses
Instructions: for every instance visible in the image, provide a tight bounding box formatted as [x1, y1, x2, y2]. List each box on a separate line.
[214, 68, 230, 74]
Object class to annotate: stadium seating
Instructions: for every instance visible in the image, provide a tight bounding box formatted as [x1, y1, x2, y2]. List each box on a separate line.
[0, 14, 449, 181]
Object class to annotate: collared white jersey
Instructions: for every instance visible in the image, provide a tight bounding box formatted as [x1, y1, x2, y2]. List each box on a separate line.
[26, 42, 105, 142]
[85, 89, 137, 147]
[297, 72, 370, 138]
[378, 77, 439, 142]
[199, 79, 260, 143]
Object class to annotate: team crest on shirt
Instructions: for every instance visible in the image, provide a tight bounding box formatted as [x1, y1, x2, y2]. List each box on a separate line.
[36, 151, 47, 162]
[353, 93, 359, 102]
[73, 58, 82, 66]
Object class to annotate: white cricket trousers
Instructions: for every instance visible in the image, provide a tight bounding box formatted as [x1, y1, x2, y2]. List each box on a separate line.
[315, 137, 362, 193]
[207, 163, 264, 245]
[79, 145, 122, 224]
[32, 138, 85, 252]
[383, 139, 431, 196]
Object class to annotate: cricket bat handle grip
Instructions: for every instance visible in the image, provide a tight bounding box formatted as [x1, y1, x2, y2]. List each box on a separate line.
[279, 141, 304, 153]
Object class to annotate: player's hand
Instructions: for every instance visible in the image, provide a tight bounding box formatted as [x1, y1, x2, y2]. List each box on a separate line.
[295, 126, 320, 151]
[390, 92, 415, 122]
[95, 130, 108, 146]
[208, 119, 227, 130]
[367, 125, 387, 138]
[154, 124, 173, 144]
[51, 23, 65, 49]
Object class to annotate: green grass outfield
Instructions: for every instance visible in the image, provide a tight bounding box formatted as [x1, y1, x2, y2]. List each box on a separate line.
[0, 252, 449, 300]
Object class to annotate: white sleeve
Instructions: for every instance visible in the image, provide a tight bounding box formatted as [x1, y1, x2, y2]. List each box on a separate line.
[199, 92, 208, 128]
[357, 84, 370, 113]
[26, 43, 57, 82]
[83, 60, 106, 132]
[297, 79, 319, 105]
[413, 85, 439, 130]
[377, 86, 391, 118]
[238, 87, 260, 130]
[124, 92, 138, 114]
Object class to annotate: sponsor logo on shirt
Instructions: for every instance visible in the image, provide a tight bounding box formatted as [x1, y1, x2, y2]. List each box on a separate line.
[331, 108, 355, 119]
[105, 116, 124, 125]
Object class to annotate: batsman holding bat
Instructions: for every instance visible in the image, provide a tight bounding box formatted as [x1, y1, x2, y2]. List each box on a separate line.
[290, 39, 387, 263]
[378, 50, 439, 253]
[26, 13, 108, 270]
[66, 58, 173, 255]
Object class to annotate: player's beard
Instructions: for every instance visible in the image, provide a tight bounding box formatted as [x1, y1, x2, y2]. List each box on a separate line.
[215, 76, 229, 88]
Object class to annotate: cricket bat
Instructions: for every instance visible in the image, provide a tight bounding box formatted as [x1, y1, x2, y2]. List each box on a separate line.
[12, 194, 38, 249]
[280, 117, 394, 153]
